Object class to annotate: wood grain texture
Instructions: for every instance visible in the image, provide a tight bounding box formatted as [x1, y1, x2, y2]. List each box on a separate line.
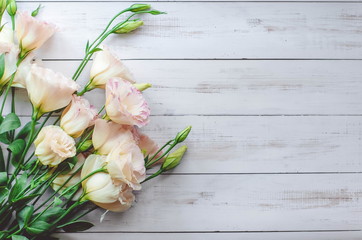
[8, 2, 362, 59]
[54, 231, 362, 240]
[16, 115, 362, 174]
[8, 0, 362, 239]
[69, 174, 362, 232]
[5, 60, 362, 116]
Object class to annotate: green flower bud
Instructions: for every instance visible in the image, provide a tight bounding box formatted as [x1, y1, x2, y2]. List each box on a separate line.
[6, 0, 16, 16]
[113, 20, 144, 34]
[175, 126, 192, 143]
[78, 139, 93, 152]
[161, 146, 187, 171]
[31, 4, 42, 17]
[134, 83, 152, 91]
[129, 4, 151, 12]
[148, 10, 166, 15]
[0, 0, 7, 15]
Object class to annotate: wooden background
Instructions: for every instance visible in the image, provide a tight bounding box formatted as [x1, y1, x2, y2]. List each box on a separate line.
[14, 0, 362, 239]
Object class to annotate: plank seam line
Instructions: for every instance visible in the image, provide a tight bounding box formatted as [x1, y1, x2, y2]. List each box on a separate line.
[41, 58, 362, 61]
[16, 1, 362, 3]
[152, 172, 362, 175]
[56, 230, 362, 234]
[15, 114, 362, 117]
[8, 172, 362, 176]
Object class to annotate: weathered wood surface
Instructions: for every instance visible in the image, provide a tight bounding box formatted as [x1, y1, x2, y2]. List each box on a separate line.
[55, 231, 362, 240]
[6, 60, 362, 116]
[8, 2, 362, 59]
[84, 174, 362, 232]
[10, 0, 362, 239]
[16, 115, 362, 174]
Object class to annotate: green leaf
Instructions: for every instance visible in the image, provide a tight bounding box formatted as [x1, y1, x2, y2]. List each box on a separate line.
[0, 187, 9, 204]
[26, 220, 52, 235]
[88, 48, 102, 54]
[53, 196, 63, 206]
[0, 172, 7, 186]
[37, 207, 65, 223]
[8, 139, 26, 155]
[60, 220, 94, 232]
[12, 193, 40, 206]
[0, 53, 5, 79]
[9, 173, 27, 202]
[17, 205, 34, 228]
[15, 121, 39, 140]
[0, 113, 21, 135]
[0, 132, 10, 144]
[12, 235, 29, 240]
[85, 40, 89, 53]
[0, 146, 4, 172]
[31, 4, 42, 17]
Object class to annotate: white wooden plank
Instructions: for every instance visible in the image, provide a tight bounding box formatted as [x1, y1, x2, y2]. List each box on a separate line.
[14, 115, 362, 173]
[9, 2, 362, 59]
[7, 60, 362, 116]
[54, 231, 362, 240]
[21, 0, 362, 2]
[67, 174, 362, 231]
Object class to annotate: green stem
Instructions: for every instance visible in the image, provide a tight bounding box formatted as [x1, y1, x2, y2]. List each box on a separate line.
[0, 55, 26, 116]
[76, 129, 94, 152]
[8, 109, 38, 185]
[146, 142, 177, 168]
[141, 169, 163, 183]
[34, 162, 83, 212]
[71, 205, 98, 222]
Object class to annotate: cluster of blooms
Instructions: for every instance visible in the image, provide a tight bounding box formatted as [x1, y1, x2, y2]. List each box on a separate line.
[0, 1, 190, 239]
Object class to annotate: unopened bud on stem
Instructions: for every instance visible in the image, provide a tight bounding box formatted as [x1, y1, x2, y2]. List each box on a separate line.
[6, 0, 16, 16]
[113, 20, 144, 34]
[129, 4, 151, 12]
[0, 0, 7, 15]
[175, 126, 192, 143]
[134, 83, 152, 91]
[161, 146, 187, 171]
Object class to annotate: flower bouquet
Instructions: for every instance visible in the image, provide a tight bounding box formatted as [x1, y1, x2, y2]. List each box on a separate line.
[0, 1, 191, 239]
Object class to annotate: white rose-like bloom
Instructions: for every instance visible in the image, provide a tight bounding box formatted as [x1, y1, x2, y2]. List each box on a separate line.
[52, 154, 86, 200]
[106, 143, 146, 191]
[0, 27, 14, 46]
[34, 125, 76, 167]
[89, 45, 134, 90]
[60, 95, 97, 138]
[92, 119, 135, 155]
[105, 78, 150, 127]
[16, 11, 57, 53]
[81, 154, 135, 212]
[26, 65, 79, 116]
[0, 44, 18, 87]
[12, 54, 39, 88]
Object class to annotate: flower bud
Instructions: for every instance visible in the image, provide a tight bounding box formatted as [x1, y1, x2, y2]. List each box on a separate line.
[6, 0, 16, 16]
[0, 0, 7, 15]
[175, 126, 192, 143]
[133, 83, 152, 92]
[78, 139, 93, 152]
[148, 10, 166, 15]
[161, 146, 187, 171]
[113, 20, 144, 34]
[31, 4, 42, 17]
[129, 4, 151, 12]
